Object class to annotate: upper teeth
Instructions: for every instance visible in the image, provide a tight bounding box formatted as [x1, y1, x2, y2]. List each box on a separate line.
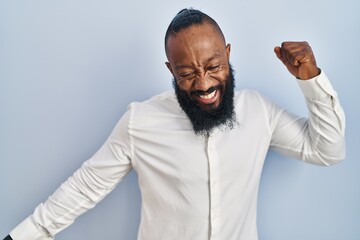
[199, 90, 216, 99]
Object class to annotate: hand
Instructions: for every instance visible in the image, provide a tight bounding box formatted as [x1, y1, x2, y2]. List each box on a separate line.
[274, 41, 320, 80]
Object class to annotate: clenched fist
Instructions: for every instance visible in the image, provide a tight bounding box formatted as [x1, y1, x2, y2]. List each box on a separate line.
[274, 41, 321, 80]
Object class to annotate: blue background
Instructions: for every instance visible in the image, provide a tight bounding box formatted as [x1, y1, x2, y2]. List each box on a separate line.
[1, 0, 359, 239]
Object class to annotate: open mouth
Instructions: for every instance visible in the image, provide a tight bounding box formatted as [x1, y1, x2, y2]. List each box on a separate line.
[195, 88, 219, 106]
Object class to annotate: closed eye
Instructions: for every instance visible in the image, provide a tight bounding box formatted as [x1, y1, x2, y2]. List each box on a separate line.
[208, 65, 220, 71]
[179, 72, 195, 78]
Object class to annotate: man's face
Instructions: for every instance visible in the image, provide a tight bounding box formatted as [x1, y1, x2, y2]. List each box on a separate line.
[166, 23, 236, 135]
[166, 23, 231, 110]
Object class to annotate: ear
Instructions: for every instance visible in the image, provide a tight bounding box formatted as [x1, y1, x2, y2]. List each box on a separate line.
[165, 62, 174, 76]
[226, 43, 231, 60]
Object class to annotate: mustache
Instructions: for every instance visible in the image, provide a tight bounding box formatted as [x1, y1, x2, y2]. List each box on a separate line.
[173, 63, 236, 136]
[190, 86, 220, 96]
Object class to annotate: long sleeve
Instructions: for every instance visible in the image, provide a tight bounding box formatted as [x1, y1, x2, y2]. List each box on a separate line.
[269, 71, 346, 165]
[9, 110, 133, 240]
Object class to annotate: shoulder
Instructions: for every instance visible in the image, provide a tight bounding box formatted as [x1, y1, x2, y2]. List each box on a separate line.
[129, 91, 179, 113]
[233, 89, 283, 121]
[127, 91, 188, 126]
[234, 89, 270, 106]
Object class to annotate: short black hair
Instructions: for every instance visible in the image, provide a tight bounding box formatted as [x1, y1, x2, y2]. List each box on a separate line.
[164, 8, 225, 56]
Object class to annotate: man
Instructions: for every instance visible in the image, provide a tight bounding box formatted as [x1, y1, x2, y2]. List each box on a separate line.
[4, 8, 345, 240]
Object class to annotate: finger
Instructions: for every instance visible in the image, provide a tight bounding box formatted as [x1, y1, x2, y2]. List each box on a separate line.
[281, 42, 301, 66]
[282, 41, 315, 65]
[274, 46, 282, 58]
[293, 50, 309, 64]
[274, 46, 286, 65]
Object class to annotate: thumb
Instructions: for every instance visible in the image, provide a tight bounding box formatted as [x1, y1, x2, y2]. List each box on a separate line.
[274, 46, 286, 65]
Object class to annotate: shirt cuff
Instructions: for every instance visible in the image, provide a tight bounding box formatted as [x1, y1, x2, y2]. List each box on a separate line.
[296, 70, 336, 100]
[10, 217, 52, 240]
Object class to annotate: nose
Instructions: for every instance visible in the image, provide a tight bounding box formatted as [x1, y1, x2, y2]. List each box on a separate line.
[193, 72, 213, 91]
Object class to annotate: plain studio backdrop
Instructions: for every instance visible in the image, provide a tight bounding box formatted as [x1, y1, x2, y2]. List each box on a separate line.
[0, 1, 359, 239]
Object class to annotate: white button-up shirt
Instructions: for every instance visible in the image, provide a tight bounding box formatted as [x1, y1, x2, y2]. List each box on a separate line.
[10, 72, 345, 240]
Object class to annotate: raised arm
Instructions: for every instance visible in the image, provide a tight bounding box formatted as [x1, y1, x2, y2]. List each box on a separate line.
[270, 41, 345, 165]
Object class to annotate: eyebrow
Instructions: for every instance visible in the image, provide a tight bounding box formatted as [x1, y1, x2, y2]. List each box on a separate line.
[174, 53, 222, 71]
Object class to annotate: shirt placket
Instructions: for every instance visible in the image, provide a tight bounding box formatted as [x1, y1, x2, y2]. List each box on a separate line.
[207, 133, 220, 240]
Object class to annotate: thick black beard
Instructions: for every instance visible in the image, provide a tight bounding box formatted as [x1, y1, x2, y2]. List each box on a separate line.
[173, 65, 236, 136]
